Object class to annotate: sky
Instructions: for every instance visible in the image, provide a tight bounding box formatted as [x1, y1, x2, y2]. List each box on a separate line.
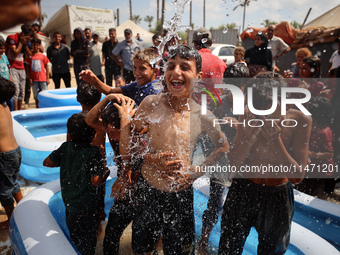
[41, 0, 339, 32]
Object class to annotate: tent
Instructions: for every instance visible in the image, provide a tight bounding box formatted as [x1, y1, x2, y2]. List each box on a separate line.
[42, 5, 116, 45]
[116, 19, 154, 46]
[303, 4, 340, 29]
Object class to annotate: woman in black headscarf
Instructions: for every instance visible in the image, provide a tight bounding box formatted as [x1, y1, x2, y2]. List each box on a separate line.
[244, 32, 272, 77]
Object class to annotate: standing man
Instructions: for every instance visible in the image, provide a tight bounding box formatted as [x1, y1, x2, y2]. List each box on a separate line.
[102, 28, 121, 87]
[89, 31, 104, 82]
[84, 28, 92, 41]
[328, 37, 340, 76]
[112, 28, 143, 83]
[6, 24, 32, 110]
[47, 32, 71, 89]
[267, 24, 291, 68]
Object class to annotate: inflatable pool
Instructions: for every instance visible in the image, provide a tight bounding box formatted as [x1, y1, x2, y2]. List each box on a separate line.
[38, 88, 105, 108]
[12, 106, 115, 183]
[9, 177, 340, 255]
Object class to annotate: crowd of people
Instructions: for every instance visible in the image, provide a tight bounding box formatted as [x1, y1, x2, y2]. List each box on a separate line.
[0, 20, 339, 255]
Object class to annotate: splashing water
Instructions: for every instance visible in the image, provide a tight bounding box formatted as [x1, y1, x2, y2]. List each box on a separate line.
[150, 0, 193, 82]
[223, 28, 228, 34]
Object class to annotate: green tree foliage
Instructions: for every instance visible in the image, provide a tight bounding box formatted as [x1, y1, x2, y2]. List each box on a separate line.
[260, 19, 278, 27]
[290, 20, 302, 29]
[132, 15, 142, 24]
[144, 15, 154, 28]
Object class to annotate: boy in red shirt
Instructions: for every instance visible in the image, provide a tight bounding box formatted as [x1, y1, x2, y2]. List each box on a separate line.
[25, 38, 50, 108]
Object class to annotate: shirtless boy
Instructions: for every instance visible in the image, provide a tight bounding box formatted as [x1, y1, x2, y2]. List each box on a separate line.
[0, 77, 23, 229]
[117, 45, 229, 254]
[218, 73, 312, 254]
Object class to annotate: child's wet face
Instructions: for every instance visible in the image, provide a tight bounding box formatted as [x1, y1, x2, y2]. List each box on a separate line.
[165, 55, 198, 98]
[133, 59, 155, 86]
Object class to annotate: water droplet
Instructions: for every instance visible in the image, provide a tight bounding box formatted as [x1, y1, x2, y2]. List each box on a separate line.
[226, 14, 229, 17]
[330, 32, 334, 35]
[316, 51, 321, 56]
[223, 28, 228, 33]
[310, 68, 315, 73]
[309, 42, 313, 47]
[308, 30, 312, 34]
[258, 31, 262, 35]
[325, 218, 332, 224]
[323, 49, 326, 53]
[247, 28, 253, 33]
[197, 32, 201, 36]
[331, 12, 334, 15]
[303, 123, 307, 127]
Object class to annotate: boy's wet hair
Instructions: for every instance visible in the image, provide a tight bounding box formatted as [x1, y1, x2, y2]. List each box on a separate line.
[101, 100, 121, 129]
[167, 44, 202, 73]
[246, 72, 287, 110]
[303, 56, 321, 78]
[133, 48, 158, 68]
[308, 96, 332, 126]
[77, 81, 101, 106]
[0, 77, 16, 104]
[31, 38, 41, 45]
[223, 62, 249, 78]
[67, 112, 95, 143]
[223, 62, 250, 89]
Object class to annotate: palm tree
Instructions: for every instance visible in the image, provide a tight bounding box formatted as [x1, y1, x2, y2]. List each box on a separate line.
[290, 20, 301, 29]
[260, 19, 277, 27]
[144, 16, 154, 29]
[132, 15, 142, 25]
[233, 0, 257, 32]
[129, 0, 132, 20]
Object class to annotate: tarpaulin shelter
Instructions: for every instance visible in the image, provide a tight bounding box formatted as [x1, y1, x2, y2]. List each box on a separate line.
[303, 4, 340, 29]
[42, 5, 116, 45]
[116, 19, 154, 46]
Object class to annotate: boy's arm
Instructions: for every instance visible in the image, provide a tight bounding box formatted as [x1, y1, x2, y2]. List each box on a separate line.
[228, 113, 261, 169]
[79, 69, 122, 95]
[91, 167, 110, 187]
[260, 113, 312, 184]
[85, 93, 127, 131]
[45, 63, 50, 85]
[43, 156, 60, 167]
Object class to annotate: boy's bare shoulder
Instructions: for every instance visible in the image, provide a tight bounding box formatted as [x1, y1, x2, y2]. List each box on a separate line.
[287, 108, 312, 125]
[139, 93, 165, 108]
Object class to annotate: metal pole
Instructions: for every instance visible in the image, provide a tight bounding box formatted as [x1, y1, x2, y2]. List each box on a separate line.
[117, 8, 120, 26]
[157, 0, 160, 21]
[129, 0, 132, 20]
[203, 0, 206, 27]
[161, 0, 165, 30]
[190, 1, 192, 28]
[301, 8, 312, 29]
[242, 3, 246, 32]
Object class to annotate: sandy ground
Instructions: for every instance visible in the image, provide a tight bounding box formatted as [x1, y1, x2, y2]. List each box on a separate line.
[1, 70, 340, 254]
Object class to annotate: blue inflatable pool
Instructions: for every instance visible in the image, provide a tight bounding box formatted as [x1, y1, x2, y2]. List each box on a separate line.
[12, 106, 115, 182]
[38, 88, 105, 108]
[9, 178, 340, 255]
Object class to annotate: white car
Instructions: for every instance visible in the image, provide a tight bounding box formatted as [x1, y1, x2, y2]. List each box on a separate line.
[210, 44, 236, 64]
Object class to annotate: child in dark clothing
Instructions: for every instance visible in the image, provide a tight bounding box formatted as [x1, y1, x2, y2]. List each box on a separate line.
[43, 113, 109, 255]
[296, 96, 335, 195]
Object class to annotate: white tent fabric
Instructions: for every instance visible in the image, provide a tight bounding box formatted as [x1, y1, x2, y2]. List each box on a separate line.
[116, 19, 154, 46]
[42, 5, 116, 45]
[303, 4, 340, 29]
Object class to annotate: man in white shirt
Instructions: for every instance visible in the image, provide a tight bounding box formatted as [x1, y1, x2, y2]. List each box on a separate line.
[328, 37, 340, 76]
[267, 25, 291, 68]
[89, 31, 104, 82]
